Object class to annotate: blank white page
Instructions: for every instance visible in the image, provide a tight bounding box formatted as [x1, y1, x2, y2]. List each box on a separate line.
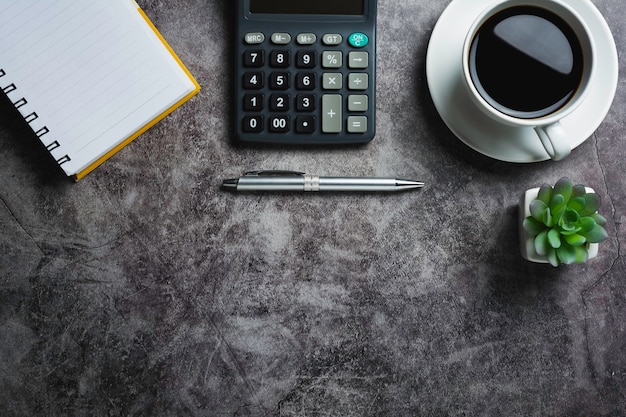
[0, 0, 198, 177]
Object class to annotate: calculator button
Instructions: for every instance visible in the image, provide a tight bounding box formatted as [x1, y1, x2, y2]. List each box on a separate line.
[296, 94, 316, 112]
[297, 33, 317, 45]
[348, 116, 368, 133]
[348, 52, 368, 69]
[348, 32, 369, 48]
[271, 33, 291, 44]
[270, 94, 290, 111]
[244, 50, 265, 67]
[243, 115, 263, 132]
[296, 51, 316, 68]
[296, 73, 316, 90]
[244, 93, 264, 111]
[243, 72, 264, 89]
[245, 32, 265, 44]
[269, 115, 290, 133]
[270, 72, 290, 90]
[348, 95, 368, 111]
[322, 34, 343, 45]
[270, 50, 290, 67]
[348, 73, 368, 90]
[322, 95, 342, 133]
[322, 51, 343, 68]
[322, 73, 342, 90]
[296, 116, 316, 133]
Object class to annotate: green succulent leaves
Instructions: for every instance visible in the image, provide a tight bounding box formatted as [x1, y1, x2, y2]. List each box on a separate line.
[523, 177, 608, 267]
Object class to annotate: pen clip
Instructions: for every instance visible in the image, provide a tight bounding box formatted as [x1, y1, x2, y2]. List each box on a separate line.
[244, 170, 305, 177]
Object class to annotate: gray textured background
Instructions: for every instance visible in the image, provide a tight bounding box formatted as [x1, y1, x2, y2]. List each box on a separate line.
[1, 0, 625, 415]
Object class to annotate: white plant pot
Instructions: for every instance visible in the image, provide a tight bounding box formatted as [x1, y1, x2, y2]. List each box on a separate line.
[519, 187, 599, 264]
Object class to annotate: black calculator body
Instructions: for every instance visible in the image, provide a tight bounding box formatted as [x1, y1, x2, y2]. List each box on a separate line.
[234, 0, 377, 145]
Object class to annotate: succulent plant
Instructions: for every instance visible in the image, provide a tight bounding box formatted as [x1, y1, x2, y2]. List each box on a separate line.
[523, 177, 608, 267]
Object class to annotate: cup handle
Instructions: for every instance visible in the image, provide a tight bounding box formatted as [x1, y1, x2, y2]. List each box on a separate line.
[535, 122, 571, 161]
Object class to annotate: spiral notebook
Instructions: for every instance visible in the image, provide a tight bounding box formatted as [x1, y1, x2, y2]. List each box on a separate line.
[0, 0, 200, 180]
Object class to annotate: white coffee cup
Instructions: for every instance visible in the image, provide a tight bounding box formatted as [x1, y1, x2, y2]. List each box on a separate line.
[461, 0, 595, 161]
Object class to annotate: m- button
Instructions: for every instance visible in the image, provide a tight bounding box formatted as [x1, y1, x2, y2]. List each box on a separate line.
[271, 33, 291, 44]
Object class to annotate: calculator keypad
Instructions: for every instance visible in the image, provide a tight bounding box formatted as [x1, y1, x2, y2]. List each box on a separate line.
[238, 30, 374, 144]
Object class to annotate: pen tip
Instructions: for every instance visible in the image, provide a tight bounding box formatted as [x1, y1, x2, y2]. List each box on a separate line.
[396, 179, 425, 189]
[222, 179, 238, 189]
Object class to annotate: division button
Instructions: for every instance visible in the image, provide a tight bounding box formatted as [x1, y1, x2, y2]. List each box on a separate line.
[348, 73, 368, 90]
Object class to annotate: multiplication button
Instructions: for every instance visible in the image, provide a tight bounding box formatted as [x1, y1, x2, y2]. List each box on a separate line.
[322, 73, 342, 90]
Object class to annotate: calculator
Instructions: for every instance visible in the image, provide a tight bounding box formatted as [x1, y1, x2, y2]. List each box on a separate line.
[234, 0, 377, 145]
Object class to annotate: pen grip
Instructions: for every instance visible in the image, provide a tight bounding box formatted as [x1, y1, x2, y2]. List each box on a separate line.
[236, 176, 306, 191]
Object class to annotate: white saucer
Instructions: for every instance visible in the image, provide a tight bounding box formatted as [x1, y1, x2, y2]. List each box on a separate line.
[426, 0, 618, 163]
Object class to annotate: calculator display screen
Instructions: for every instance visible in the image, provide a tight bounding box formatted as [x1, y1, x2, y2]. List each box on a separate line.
[249, 0, 364, 15]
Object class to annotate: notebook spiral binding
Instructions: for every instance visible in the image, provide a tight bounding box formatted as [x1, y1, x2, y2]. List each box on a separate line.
[0, 68, 71, 166]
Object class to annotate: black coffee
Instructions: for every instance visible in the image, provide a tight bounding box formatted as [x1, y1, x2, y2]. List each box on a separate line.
[469, 6, 584, 118]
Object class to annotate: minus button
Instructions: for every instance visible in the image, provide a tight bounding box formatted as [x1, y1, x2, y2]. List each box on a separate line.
[348, 95, 368, 111]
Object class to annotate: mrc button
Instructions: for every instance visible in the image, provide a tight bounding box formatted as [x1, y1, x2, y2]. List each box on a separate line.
[245, 32, 265, 44]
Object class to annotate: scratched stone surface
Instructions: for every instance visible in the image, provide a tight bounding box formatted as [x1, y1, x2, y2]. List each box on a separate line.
[1, 0, 625, 416]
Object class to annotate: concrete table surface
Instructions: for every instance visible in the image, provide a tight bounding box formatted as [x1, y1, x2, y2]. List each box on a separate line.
[1, 0, 625, 415]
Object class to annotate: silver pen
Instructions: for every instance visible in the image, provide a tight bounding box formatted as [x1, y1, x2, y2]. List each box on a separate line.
[222, 171, 424, 192]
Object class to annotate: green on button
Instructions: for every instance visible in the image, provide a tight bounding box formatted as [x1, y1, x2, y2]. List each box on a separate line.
[348, 32, 369, 48]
